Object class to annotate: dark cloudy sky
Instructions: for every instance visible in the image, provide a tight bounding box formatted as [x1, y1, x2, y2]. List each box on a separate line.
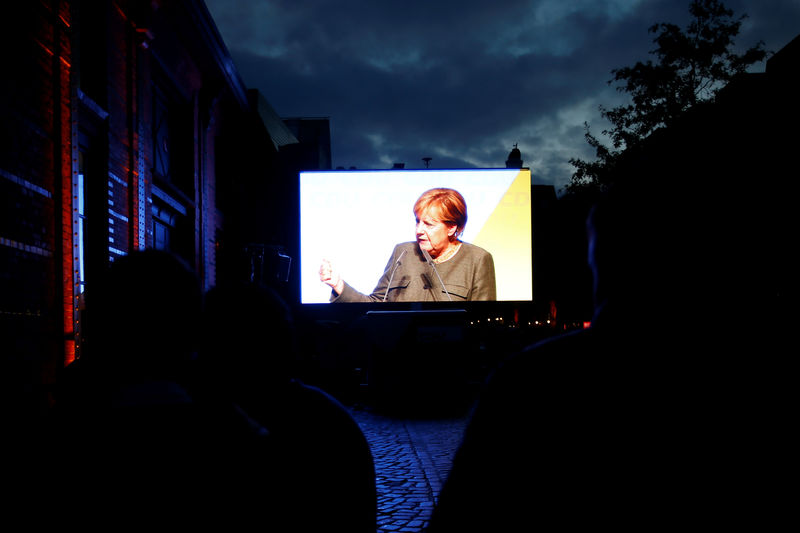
[203, 0, 799, 193]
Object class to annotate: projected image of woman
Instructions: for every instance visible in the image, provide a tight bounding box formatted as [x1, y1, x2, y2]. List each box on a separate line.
[319, 188, 496, 302]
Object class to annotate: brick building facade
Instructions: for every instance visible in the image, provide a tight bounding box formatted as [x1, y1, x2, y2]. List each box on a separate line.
[1, 0, 295, 419]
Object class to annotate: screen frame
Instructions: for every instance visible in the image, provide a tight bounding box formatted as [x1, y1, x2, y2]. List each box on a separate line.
[296, 167, 535, 315]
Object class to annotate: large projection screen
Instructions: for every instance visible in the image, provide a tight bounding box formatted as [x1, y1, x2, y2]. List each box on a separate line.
[300, 168, 532, 304]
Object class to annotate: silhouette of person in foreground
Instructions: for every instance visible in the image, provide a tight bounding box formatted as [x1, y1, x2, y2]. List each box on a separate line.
[427, 172, 789, 530]
[49, 250, 269, 528]
[195, 281, 377, 532]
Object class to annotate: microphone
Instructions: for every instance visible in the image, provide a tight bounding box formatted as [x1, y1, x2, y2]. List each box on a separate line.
[383, 249, 407, 302]
[421, 248, 452, 301]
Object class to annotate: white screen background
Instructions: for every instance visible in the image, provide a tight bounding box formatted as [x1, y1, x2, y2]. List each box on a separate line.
[300, 169, 524, 303]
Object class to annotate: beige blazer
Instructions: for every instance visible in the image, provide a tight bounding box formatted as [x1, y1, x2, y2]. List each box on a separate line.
[332, 241, 496, 302]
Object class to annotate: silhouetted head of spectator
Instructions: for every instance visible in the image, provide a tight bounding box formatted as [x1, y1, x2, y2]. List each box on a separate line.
[89, 249, 202, 384]
[201, 282, 297, 399]
[586, 182, 695, 325]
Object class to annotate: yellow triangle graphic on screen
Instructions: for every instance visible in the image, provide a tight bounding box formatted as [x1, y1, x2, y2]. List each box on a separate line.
[472, 170, 532, 301]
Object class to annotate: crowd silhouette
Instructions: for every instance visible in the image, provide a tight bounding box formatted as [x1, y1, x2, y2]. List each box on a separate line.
[426, 185, 711, 531]
[34, 250, 376, 531]
[195, 280, 377, 531]
[426, 91, 792, 531]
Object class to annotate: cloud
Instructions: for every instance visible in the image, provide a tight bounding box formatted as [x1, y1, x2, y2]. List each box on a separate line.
[205, 0, 800, 192]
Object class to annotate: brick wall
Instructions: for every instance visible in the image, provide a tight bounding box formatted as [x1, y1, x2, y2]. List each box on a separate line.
[1, 1, 71, 418]
[2, 0, 262, 420]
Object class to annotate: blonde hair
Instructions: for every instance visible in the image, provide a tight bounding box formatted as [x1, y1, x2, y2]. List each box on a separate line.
[413, 188, 467, 237]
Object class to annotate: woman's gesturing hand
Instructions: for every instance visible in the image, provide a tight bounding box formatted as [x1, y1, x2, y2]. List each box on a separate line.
[319, 259, 344, 295]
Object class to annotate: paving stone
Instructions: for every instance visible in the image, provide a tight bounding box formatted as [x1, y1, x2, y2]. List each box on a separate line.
[351, 406, 469, 533]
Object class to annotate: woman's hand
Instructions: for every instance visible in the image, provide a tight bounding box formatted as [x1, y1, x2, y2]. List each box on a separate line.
[319, 259, 344, 295]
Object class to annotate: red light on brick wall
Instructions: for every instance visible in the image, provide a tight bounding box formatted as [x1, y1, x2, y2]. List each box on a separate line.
[64, 340, 75, 366]
[55, 6, 76, 367]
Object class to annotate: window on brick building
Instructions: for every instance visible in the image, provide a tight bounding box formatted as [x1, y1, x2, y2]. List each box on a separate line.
[151, 186, 191, 262]
[75, 2, 109, 110]
[151, 71, 194, 263]
[153, 86, 171, 181]
[152, 201, 176, 252]
[77, 118, 108, 295]
[152, 82, 193, 196]
[153, 219, 170, 251]
[77, 171, 86, 294]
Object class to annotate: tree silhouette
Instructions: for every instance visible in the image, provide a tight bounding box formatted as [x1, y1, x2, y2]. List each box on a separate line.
[567, 0, 768, 193]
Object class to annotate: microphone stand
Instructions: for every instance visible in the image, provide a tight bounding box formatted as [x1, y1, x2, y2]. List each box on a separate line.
[421, 248, 452, 301]
[383, 249, 407, 302]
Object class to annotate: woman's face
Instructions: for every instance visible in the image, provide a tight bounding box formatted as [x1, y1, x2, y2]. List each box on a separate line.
[415, 209, 456, 258]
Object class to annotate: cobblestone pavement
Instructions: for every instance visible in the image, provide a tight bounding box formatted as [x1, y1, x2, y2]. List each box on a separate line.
[350, 406, 470, 533]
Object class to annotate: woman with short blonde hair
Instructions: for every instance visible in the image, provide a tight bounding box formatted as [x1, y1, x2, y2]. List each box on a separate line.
[320, 187, 496, 302]
[413, 188, 468, 238]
